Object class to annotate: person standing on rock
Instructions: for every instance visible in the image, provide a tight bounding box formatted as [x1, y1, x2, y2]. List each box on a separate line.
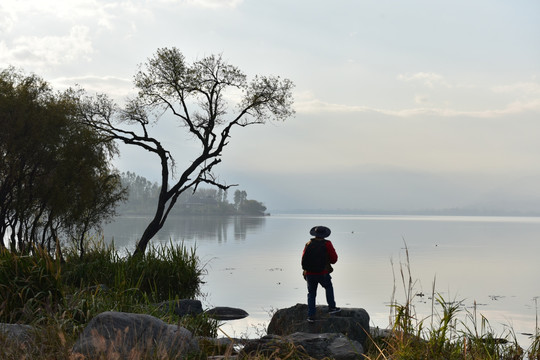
[301, 225, 341, 322]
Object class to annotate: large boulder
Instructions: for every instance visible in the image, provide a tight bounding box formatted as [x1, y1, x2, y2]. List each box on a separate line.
[242, 332, 364, 360]
[267, 304, 370, 348]
[70, 311, 198, 359]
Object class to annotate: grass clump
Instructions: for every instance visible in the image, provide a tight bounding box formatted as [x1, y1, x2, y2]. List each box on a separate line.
[61, 239, 204, 302]
[365, 243, 539, 360]
[0, 245, 63, 323]
[0, 239, 218, 359]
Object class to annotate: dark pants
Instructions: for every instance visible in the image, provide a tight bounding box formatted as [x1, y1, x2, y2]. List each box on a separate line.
[306, 273, 336, 317]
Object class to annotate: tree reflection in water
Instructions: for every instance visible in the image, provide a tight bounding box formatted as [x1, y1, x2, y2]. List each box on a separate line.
[100, 215, 266, 249]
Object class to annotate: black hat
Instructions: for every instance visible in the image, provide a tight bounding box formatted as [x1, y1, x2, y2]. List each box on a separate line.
[310, 226, 331, 238]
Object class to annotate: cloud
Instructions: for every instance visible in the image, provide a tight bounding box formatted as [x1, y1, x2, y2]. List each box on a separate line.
[295, 73, 540, 119]
[295, 96, 540, 119]
[0, 5, 15, 33]
[159, 0, 243, 8]
[414, 94, 430, 104]
[51, 75, 134, 101]
[0, 26, 93, 69]
[397, 72, 450, 88]
[491, 81, 540, 96]
[1, 0, 100, 22]
[0, 0, 148, 34]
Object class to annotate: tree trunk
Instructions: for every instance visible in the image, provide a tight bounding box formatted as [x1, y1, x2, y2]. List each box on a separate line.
[133, 216, 162, 256]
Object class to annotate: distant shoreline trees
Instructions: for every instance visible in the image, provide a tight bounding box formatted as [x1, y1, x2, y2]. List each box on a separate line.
[118, 172, 267, 217]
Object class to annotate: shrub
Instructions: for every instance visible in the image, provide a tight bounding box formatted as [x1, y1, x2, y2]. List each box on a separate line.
[126, 241, 205, 301]
[62, 239, 205, 302]
[0, 246, 63, 323]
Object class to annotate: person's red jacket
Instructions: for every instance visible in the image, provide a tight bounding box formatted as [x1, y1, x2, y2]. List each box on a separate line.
[302, 239, 338, 275]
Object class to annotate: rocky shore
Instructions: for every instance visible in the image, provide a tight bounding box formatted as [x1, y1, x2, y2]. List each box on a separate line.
[1, 300, 373, 359]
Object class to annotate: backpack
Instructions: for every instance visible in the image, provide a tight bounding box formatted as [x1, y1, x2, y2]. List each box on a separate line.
[302, 239, 328, 272]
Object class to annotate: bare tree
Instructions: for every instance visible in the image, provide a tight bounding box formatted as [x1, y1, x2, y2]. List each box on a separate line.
[80, 47, 294, 256]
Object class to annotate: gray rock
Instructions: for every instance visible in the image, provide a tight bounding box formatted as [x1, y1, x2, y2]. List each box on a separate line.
[205, 306, 249, 320]
[197, 336, 242, 357]
[71, 311, 198, 359]
[242, 332, 364, 360]
[240, 334, 296, 358]
[0, 323, 34, 347]
[267, 303, 370, 348]
[197, 336, 235, 349]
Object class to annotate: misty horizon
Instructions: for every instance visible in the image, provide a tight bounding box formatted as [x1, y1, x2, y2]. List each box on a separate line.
[2, 0, 539, 218]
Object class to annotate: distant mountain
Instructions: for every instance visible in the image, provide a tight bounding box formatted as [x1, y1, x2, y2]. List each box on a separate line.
[222, 166, 540, 216]
[461, 175, 540, 215]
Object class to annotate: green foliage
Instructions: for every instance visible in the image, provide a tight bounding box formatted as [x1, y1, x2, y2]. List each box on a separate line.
[118, 171, 266, 217]
[1, 239, 206, 320]
[62, 239, 205, 301]
[118, 171, 161, 215]
[239, 199, 267, 216]
[0, 246, 63, 323]
[366, 242, 532, 360]
[424, 295, 463, 357]
[0, 67, 127, 256]
[0, 239, 218, 358]
[234, 190, 247, 209]
[370, 298, 529, 360]
[62, 237, 121, 288]
[176, 313, 220, 339]
[126, 241, 205, 301]
[0, 322, 74, 360]
[529, 334, 540, 359]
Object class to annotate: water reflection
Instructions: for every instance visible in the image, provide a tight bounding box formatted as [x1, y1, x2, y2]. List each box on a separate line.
[98, 214, 540, 348]
[100, 215, 266, 248]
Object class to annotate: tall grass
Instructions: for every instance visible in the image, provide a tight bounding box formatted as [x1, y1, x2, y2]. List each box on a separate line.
[2, 238, 539, 359]
[61, 238, 205, 301]
[0, 238, 217, 359]
[126, 240, 205, 301]
[366, 242, 539, 360]
[0, 245, 63, 323]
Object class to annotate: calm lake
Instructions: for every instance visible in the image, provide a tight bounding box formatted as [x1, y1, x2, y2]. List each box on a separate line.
[102, 214, 540, 347]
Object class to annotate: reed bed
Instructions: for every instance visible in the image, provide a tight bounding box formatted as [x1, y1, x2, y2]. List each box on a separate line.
[363, 243, 540, 360]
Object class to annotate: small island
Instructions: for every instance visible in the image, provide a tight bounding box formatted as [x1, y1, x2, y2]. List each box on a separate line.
[118, 171, 268, 217]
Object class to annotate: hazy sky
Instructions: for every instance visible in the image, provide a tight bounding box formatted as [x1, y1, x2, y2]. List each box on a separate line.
[2, 0, 539, 211]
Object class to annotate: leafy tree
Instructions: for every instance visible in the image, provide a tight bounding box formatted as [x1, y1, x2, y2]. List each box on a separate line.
[234, 190, 247, 210]
[118, 171, 160, 214]
[218, 188, 228, 204]
[239, 199, 267, 216]
[0, 67, 126, 257]
[80, 47, 294, 256]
